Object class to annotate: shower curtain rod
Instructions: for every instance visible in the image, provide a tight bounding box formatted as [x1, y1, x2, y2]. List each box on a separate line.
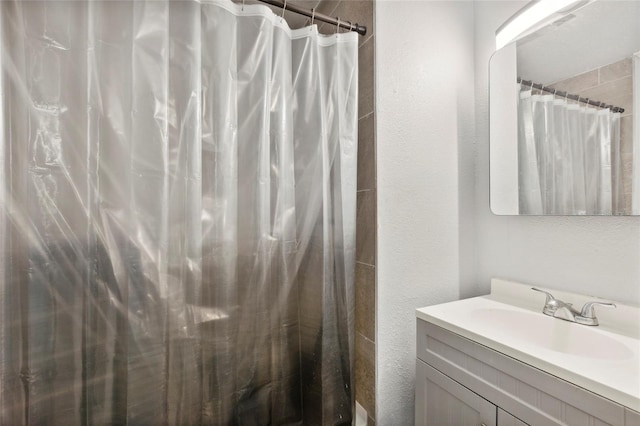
[254, 0, 367, 36]
[518, 77, 625, 113]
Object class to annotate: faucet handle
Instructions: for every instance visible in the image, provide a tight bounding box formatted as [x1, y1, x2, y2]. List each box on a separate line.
[579, 301, 616, 319]
[531, 287, 556, 302]
[531, 287, 562, 315]
[531, 287, 560, 305]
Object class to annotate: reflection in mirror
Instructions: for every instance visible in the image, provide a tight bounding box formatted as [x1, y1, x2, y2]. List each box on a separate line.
[490, 0, 640, 215]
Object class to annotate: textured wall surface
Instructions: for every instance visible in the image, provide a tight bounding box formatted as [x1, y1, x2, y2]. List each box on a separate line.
[376, 1, 475, 424]
[377, 0, 640, 422]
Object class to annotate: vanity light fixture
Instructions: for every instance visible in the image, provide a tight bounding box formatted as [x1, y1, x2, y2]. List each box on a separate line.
[495, 0, 585, 49]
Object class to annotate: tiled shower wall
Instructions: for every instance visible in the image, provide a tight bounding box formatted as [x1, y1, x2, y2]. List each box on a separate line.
[550, 57, 634, 213]
[245, 0, 377, 422]
[315, 2, 376, 423]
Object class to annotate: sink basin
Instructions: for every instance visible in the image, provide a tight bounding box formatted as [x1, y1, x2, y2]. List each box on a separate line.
[469, 308, 634, 361]
[416, 279, 640, 411]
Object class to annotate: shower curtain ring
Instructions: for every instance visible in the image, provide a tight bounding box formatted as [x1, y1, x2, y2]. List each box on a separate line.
[242, 0, 245, 11]
[281, 0, 287, 20]
[336, 17, 341, 34]
[311, 8, 315, 26]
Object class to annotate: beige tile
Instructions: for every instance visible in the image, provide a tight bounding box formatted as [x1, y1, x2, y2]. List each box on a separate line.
[599, 57, 632, 83]
[315, 0, 341, 34]
[239, 0, 324, 29]
[234, 0, 373, 38]
[359, 36, 375, 119]
[358, 113, 375, 191]
[356, 189, 375, 265]
[325, 0, 373, 44]
[290, 0, 326, 28]
[606, 93, 633, 117]
[621, 152, 634, 170]
[291, 0, 323, 8]
[283, 9, 311, 29]
[356, 332, 375, 418]
[355, 262, 375, 341]
[578, 76, 632, 108]
[315, 0, 340, 16]
[549, 69, 598, 93]
[248, 0, 320, 7]
[317, 23, 336, 35]
[620, 116, 633, 154]
[621, 153, 634, 201]
[613, 190, 628, 216]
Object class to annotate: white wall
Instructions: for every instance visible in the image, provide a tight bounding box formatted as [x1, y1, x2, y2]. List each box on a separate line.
[376, 0, 640, 422]
[376, 1, 475, 424]
[474, 1, 640, 306]
[489, 44, 519, 215]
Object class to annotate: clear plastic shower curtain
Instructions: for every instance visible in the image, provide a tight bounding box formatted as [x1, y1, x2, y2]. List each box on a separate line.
[517, 88, 622, 215]
[0, 1, 358, 424]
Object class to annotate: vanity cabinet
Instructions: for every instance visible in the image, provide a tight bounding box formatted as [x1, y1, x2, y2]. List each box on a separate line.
[416, 319, 640, 426]
[498, 409, 527, 426]
[416, 359, 497, 425]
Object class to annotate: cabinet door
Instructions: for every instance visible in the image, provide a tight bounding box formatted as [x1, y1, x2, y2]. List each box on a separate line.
[498, 409, 529, 426]
[416, 360, 497, 426]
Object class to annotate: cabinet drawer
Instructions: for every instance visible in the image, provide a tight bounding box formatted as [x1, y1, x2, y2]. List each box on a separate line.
[417, 319, 627, 425]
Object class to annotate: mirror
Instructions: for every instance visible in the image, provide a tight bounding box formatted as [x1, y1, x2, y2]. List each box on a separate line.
[490, 0, 640, 215]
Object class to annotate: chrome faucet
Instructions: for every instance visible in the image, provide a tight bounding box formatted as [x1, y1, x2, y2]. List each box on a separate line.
[531, 288, 616, 326]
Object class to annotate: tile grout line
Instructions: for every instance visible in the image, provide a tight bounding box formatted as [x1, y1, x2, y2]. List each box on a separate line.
[359, 110, 374, 121]
[360, 33, 374, 49]
[357, 331, 375, 345]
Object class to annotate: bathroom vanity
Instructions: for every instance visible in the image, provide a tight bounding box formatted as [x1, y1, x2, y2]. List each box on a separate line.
[415, 279, 640, 425]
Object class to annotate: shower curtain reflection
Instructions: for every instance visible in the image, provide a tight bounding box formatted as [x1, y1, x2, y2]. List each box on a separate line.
[0, 0, 358, 424]
[518, 87, 623, 215]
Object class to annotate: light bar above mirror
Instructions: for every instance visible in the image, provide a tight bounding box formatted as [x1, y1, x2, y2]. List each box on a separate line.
[495, 0, 592, 50]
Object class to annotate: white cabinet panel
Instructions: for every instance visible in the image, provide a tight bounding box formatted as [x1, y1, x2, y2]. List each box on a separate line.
[417, 320, 625, 425]
[626, 408, 640, 426]
[416, 359, 496, 426]
[416, 319, 639, 426]
[498, 408, 528, 426]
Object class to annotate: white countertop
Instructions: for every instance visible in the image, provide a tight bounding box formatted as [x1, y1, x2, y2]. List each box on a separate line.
[416, 279, 640, 412]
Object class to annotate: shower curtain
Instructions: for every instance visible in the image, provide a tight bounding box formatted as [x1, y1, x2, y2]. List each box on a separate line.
[517, 88, 623, 215]
[0, 0, 358, 424]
